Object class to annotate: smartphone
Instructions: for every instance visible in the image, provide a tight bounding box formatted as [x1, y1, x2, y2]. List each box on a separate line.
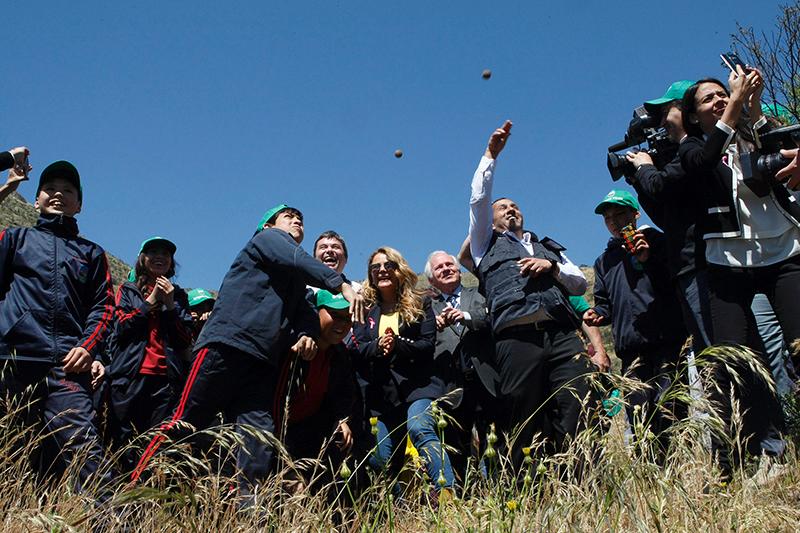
[720, 52, 747, 73]
[620, 224, 637, 254]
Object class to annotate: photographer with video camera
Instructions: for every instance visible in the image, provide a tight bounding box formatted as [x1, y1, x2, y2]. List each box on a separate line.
[679, 66, 798, 481]
[624, 81, 713, 354]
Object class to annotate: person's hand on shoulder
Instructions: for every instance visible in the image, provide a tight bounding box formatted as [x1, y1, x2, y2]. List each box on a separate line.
[341, 283, 365, 324]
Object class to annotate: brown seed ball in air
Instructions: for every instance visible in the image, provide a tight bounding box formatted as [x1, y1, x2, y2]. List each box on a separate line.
[482, 69, 492, 79]
[394, 149, 403, 158]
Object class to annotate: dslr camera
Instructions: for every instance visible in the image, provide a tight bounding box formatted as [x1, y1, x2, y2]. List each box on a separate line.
[741, 124, 800, 190]
[606, 106, 677, 181]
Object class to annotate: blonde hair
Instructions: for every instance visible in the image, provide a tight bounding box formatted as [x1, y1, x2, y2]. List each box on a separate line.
[363, 246, 425, 325]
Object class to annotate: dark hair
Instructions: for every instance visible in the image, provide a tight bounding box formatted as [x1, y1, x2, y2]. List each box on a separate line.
[134, 251, 177, 290]
[491, 197, 512, 206]
[681, 78, 756, 144]
[681, 78, 727, 138]
[267, 207, 303, 225]
[313, 230, 348, 259]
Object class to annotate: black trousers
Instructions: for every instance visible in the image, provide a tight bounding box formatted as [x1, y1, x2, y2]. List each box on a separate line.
[618, 343, 687, 454]
[444, 375, 498, 480]
[110, 374, 174, 469]
[494, 326, 595, 468]
[708, 254, 800, 353]
[0, 361, 112, 498]
[706, 256, 800, 476]
[132, 344, 277, 506]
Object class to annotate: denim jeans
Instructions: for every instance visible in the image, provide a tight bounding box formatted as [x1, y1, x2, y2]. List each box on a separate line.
[752, 293, 796, 397]
[369, 398, 455, 489]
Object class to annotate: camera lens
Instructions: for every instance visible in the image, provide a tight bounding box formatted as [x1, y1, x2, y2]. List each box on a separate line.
[757, 153, 793, 180]
[607, 152, 631, 181]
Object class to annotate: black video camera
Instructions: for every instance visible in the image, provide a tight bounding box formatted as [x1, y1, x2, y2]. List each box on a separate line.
[741, 124, 800, 192]
[606, 106, 677, 181]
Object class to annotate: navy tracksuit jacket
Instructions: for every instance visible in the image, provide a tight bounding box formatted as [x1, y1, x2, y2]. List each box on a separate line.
[592, 227, 687, 358]
[0, 214, 114, 493]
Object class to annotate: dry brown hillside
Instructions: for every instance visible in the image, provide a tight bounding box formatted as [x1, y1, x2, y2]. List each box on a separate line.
[1, 191, 131, 285]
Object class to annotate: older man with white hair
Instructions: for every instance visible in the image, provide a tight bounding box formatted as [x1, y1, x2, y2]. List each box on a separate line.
[425, 250, 497, 478]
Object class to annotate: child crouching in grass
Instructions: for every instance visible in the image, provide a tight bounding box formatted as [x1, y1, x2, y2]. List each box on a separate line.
[275, 290, 366, 496]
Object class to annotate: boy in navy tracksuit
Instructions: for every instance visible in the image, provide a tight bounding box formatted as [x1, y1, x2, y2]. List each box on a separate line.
[132, 204, 360, 507]
[0, 161, 114, 494]
[584, 190, 687, 447]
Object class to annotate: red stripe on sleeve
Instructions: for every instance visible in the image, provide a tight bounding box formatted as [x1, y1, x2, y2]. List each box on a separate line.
[82, 253, 115, 352]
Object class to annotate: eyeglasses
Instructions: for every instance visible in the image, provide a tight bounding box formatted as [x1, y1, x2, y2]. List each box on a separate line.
[369, 260, 399, 273]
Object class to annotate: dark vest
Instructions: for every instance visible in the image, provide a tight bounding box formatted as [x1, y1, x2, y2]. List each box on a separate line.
[477, 232, 578, 334]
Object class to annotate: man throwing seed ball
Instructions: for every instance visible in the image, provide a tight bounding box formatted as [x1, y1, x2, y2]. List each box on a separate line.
[468, 121, 596, 469]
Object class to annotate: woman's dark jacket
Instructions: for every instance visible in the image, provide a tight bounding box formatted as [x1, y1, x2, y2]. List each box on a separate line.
[351, 299, 445, 415]
[679, 123, 800, 241]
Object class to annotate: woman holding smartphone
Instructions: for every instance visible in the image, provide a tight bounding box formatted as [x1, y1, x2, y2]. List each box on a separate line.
[680, 67, 800, 480]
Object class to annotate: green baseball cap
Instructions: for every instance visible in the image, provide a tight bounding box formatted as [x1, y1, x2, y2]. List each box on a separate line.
[255, 204, 302, 233]
[315, 290, 350, 310]
[643, 80, 695, 113]
[37, 160, 83, 202]
[761, 102, 796, 125]
[138, 236, 177, 255]
[187, 288, 216, 307]
[594, 189, 640, 214]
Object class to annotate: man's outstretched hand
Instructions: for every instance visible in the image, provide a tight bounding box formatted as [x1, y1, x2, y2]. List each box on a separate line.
[484, 120, 512, 160]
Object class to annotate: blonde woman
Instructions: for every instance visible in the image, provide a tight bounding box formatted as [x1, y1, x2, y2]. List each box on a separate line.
[352, 246, 454, 497]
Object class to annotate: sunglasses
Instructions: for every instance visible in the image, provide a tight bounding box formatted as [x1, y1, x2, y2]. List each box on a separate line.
[369, 260, 399, 273]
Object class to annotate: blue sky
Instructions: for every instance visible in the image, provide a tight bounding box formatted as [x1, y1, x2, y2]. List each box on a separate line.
[1, 1, 782, 289]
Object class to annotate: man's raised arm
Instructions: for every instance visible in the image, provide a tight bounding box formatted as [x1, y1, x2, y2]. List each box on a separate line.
[469, 120, 512, 266]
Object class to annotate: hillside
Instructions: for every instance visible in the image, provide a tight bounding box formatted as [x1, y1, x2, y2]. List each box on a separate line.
[1, 191, 132, 285]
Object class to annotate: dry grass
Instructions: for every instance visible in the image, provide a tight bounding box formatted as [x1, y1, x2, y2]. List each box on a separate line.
[1, 346, 798, 532]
